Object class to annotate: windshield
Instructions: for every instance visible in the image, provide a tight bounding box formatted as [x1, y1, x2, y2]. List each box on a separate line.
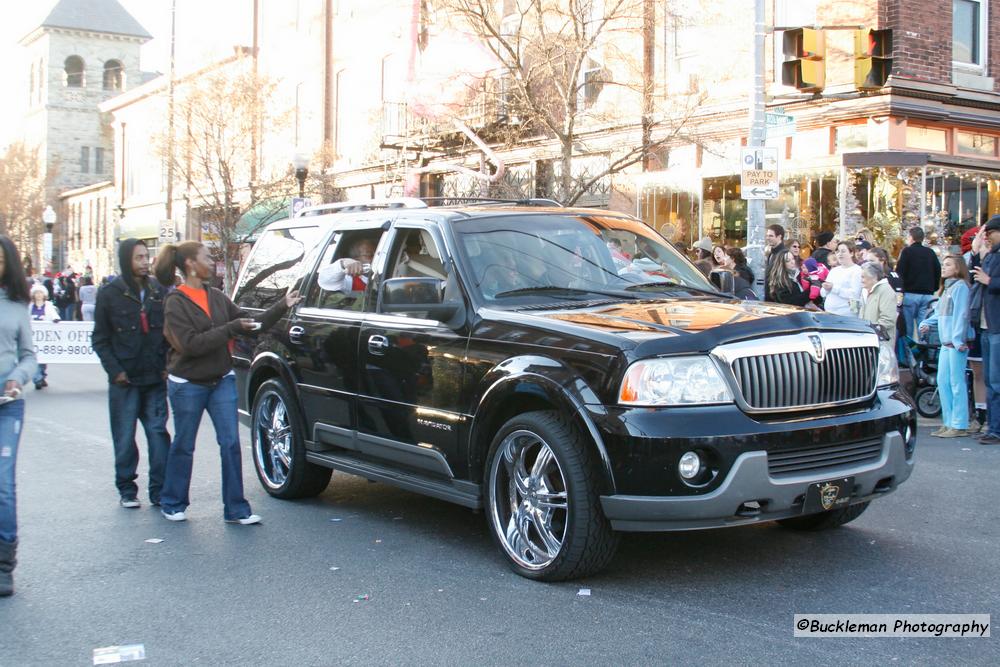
[455, 213, 715, 303]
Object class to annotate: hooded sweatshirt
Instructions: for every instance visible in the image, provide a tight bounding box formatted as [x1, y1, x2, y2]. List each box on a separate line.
[91, 238, 168, 385]
[920, 278, 972, 349]
[0, 287, 38, 389]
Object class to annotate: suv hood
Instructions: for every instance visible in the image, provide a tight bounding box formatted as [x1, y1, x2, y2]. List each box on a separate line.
[508, 298, 874, 356]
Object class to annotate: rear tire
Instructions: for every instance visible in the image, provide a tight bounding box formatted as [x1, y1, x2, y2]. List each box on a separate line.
[484, 410, 619, 581]
[777, 501, 870, 531]
[251, 379, 331, 498]
[914, 386, 941, 418]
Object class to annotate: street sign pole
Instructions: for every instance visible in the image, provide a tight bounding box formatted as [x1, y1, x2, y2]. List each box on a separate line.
[747, 0, 767, 298]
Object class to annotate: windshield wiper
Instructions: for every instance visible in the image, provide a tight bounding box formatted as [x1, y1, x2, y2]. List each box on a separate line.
[623, 281, 722, 297]
[494, 285, 636, 299]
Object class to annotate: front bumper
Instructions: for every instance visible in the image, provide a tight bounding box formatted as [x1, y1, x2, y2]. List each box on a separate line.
[600, 430, 913, 531]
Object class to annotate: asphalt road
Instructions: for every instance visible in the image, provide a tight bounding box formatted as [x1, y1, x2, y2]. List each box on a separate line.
[1, 365, 997, 665]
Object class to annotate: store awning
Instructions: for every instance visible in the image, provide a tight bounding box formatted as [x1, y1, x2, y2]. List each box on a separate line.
[118, 217, 160, 241]
[843, 150, 1000, 172]
[236, 199, 291, 241]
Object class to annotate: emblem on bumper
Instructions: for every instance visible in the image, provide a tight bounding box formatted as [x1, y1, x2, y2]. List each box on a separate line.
[819, 482, 840, 510]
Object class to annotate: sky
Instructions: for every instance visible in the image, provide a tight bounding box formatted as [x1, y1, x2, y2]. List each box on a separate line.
[0, 0, 250, 146]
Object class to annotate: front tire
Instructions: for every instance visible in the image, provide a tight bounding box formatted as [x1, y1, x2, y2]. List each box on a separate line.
[777, 501, 870, 531]
[914, 386, 941, 418]
[251, 379, 331, 498]
[485, 410, 619, 581]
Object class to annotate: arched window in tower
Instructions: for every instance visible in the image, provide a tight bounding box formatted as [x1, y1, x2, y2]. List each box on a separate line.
[65, 56, 85, 87]
[103, 60, 123, 91]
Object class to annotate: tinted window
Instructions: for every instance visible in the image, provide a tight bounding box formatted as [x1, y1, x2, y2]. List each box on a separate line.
[455, 213, 714, 304]
[234, 226, 325, 309]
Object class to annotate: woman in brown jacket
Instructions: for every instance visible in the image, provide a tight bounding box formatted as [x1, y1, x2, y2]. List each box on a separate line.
[153, 241, 300, 524]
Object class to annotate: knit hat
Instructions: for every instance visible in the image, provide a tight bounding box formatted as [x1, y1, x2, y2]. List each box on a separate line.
[814, 231, 834, 246]
[961, 226, 979, 253]
[692, 236, 713, 253]
[803, 257, 819, 272]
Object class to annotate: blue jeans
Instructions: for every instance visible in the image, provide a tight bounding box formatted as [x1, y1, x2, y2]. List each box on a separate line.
[32, 364, 47, 384]
[110, 382, 170, 502]
[160, 375, 252, 520]
[937, 346, 969, 430]
[902, 293, 935, 341]
[0, 399, 25, 544]
[982, 333, 1000, 436]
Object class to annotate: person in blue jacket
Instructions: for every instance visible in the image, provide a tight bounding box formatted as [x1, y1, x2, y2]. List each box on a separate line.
[921, 254, 973, 437]
[971, 215, 1000, 444]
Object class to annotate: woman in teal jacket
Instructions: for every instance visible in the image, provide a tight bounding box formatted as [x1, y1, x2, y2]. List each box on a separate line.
[920, 254, 973, 437]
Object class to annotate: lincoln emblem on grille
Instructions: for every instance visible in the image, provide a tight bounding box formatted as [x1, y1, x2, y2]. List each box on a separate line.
[808, 334, 824, 362]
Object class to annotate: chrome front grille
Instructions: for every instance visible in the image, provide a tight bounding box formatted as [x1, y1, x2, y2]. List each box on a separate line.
[768, 438, 883, 476]
[731, 347, 878, 410]
[714, 332, 880, 413]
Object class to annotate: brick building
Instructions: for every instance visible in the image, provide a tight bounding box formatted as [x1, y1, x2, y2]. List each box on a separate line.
[17, 0, 151, 272]
[637, 0, 1000, 256]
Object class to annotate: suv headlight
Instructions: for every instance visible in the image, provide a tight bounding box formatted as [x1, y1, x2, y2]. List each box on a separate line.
[877, 339, 899, 388]
[619, 356, 733, 406]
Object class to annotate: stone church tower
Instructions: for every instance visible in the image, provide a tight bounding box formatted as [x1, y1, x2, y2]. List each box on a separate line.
[20, 0, 151, 196]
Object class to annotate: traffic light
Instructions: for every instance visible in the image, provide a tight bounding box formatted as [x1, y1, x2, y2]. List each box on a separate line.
[782, 28, 826, 93]
[854, 29, 893, 90]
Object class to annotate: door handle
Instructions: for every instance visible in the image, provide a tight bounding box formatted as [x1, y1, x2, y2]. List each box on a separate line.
[368, 335, 390, 355]
[288, 325, 305, 343]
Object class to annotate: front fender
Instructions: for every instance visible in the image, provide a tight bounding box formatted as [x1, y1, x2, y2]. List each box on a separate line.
[245, 351, 299, 411]
[468, 355, 616, 495]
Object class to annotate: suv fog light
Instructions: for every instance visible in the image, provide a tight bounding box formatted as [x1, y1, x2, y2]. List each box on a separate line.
[678, 451, 701, 479]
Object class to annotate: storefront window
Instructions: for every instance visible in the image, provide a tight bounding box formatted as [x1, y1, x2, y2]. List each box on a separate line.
[906, 126, 948, 152]
[956, 131, 996, 157]
[925, 169, 1000, 247]
[639, 185, 699, 248]
[845, 167, 921, 254]
[702, 176, 746, 246]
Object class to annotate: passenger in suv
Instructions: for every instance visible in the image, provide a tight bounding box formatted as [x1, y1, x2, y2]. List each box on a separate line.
[231, 199, 916, 581]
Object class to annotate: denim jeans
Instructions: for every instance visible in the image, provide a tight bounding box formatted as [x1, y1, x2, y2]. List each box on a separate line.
[160, 375, 252, 520]
[32, 364, 47, 384]
[937, 346, 970, 430]
[902, 293, 935, 341]
[0, 399, 25, 544]
[981, 333, 1000, 436]
[110, 382, 171, 503]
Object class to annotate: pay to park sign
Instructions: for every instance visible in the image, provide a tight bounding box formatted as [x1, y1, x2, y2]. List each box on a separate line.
[32, 321, 101, 364]
[740, 147, 779, 200]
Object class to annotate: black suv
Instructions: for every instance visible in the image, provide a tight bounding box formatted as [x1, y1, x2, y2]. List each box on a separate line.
[231, 198, 916, 580]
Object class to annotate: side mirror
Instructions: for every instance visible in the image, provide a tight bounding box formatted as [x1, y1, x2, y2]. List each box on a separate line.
[709, 269, 735, 294]
[379, 277, 459, 320]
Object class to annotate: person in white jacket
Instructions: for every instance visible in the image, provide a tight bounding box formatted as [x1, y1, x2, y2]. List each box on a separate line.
[821, 241, 863, 316]
[27, 285, 60, 389]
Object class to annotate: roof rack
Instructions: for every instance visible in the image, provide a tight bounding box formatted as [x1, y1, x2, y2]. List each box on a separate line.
[294, 198, 428, 217]
[292, 196, 563, 218]
[420, 197, 563, 208]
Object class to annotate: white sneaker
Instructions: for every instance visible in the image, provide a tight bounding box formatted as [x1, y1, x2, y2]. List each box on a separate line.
[226, 514, 261, 525]
[119, 497, 140, 509]
[161, 509, 186, 522]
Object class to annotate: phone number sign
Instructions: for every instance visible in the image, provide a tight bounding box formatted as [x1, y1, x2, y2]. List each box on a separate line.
[32, 321, 101, 364]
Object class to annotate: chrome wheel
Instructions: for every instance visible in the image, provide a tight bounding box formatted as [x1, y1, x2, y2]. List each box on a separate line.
[488, 429, 569, 571]
[254, 391, 293, 489]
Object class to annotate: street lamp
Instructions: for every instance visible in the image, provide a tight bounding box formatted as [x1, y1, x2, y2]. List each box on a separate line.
[42, 205, 56, 274]
[291, 151, 310, 198]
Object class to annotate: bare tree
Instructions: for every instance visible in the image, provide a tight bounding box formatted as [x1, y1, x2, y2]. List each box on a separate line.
[0, 143, 48, 270]
[434, 0, 703, 205]
[163, 61, 338, 289]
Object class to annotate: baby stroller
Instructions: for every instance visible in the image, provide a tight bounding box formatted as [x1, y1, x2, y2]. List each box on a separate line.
[900, 332, 941, 417]
[901, 325, 976, 420]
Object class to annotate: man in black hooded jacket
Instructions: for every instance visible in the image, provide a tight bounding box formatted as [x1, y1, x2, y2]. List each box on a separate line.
[92, 239, 171, 508]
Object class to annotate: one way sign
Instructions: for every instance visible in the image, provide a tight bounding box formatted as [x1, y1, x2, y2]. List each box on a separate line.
[740, 147, 779, 200]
